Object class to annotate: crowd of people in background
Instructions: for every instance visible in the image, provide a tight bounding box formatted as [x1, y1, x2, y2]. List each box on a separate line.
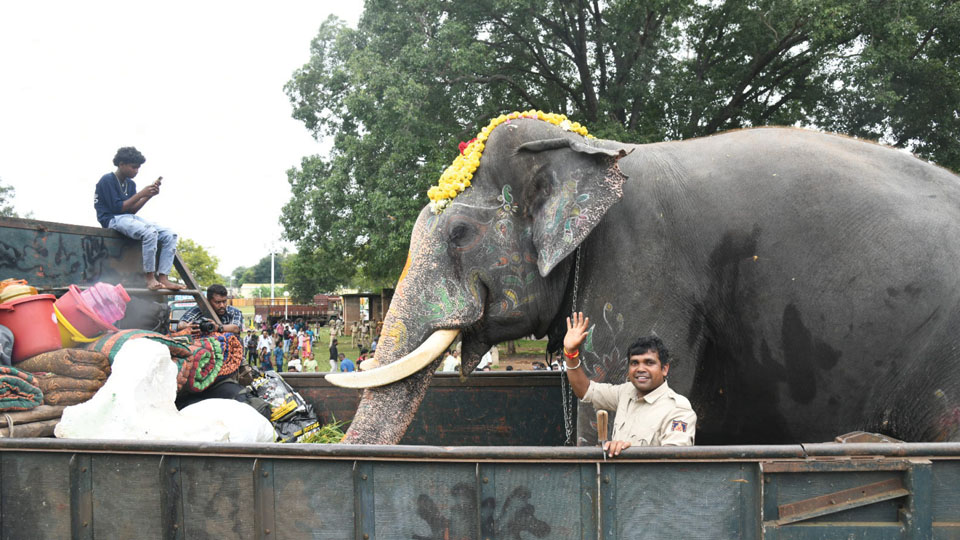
[239, 314, 550, 374]
[240, 315, 379, 374]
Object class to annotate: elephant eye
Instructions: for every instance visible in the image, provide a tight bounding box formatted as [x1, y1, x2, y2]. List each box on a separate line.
[448, 223, 475, 249]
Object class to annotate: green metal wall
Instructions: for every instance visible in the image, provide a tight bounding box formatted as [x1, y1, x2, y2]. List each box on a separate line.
[1, 440, 958, 539]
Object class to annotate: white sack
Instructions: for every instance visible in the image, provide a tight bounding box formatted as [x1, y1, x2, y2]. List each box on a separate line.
[55, 339, 229, 441]
[180, 398, 276, 443]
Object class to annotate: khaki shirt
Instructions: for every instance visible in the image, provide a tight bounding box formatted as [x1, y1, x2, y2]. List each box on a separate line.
[582, 381, 696, 446]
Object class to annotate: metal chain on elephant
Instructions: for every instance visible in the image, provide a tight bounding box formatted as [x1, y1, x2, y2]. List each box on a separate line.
[560, 247, 583, 445]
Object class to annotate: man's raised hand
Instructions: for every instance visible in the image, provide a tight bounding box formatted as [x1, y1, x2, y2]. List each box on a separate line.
[564, 311, 590, 353]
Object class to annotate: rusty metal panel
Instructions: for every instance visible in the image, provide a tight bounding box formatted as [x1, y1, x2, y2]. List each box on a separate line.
[89, 454, 163, 540]
[271, 460, 354, 540]
[767, 471, 903, 524]
[761, 459, 913, 473]
[0, 216, 145, 288]
[615, 462, 753, 540]
[179, 456, 256, 538]
[775, 477, 908, 525]
[0, 451, 71, 540]
[371, 462, 477, 539]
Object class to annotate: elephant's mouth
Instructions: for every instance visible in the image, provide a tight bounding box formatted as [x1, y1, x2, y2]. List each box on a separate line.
[325, 328, 461, 388]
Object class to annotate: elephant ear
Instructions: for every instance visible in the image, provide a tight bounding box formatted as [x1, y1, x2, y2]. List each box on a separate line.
[518, 138, 629, 276]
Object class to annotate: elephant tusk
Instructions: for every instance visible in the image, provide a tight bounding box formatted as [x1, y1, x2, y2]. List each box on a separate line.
[325, 329, 460, 388]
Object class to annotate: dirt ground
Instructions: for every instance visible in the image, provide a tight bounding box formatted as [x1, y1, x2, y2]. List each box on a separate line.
[494, 354, 556, 371]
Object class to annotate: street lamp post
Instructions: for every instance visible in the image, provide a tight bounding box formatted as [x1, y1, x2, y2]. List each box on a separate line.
[284, 291, 290, 320]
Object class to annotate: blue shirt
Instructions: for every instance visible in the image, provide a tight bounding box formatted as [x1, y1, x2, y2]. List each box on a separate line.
[180, 305, 244, 330]
[341, 358, 355, 372]
[94, 172, 136, 227]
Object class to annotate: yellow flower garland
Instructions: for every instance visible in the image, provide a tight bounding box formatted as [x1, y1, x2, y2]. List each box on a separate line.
[428, 110, 591, 214]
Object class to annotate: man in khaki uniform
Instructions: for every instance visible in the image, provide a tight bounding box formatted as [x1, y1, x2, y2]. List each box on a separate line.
[563, 312, 696, 456]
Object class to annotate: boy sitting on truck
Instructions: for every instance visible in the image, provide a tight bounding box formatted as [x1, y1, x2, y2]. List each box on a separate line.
[93, 147, 185, 290]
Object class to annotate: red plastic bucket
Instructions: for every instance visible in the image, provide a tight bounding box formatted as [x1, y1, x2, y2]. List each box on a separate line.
[0, 294, 62, 362]
[53, 285, 118, 336]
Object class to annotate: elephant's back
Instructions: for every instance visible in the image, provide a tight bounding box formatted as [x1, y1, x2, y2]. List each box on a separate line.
[618, 127, 960, 235]
[610, 125, 960, 381]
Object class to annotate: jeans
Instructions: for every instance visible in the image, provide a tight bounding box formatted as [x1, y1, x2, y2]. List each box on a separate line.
[108, 214, 177, 274]
[273, 348, 284, 371]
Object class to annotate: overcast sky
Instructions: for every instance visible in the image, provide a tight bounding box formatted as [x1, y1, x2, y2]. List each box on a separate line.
[0, 1, 364, 276]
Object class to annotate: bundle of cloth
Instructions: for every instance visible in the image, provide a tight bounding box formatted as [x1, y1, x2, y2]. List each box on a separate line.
[85, 329, 243, 394]
[0, 365, 43, 411]
[16, 348, 111, 406]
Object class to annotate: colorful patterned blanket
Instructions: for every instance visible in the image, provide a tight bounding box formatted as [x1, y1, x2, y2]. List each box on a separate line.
[0, 366, 43, 412]
[85, 329, 243, 393]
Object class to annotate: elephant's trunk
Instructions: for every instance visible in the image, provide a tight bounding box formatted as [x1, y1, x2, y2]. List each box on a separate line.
[339, 330, 448, 443]
[337, 266, 455, 443]
[342, 379, 434, 444]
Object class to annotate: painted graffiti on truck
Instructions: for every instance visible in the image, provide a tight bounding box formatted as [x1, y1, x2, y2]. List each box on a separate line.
[413, 482, 550, 540]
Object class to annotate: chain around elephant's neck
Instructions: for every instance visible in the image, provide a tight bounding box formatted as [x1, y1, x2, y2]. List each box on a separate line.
[571, 246, 583, 312]
[561, 245, 584, 445]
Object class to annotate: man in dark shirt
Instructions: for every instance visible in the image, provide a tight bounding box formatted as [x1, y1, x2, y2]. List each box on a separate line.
[93, 147, 184, 290]
[329, 339, 339, 372]
[178, 284, 244, 335]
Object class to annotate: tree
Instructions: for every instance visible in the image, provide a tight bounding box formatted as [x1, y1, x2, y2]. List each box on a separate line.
[230, 266, 248, 289]
[249, 285, 286, 299]
[172, 238, 222, 290]
[238, 252, 288, 285]
[815, 0, 960, 168]
[0, 178, 20, 218]
[284, 1, 960, 285]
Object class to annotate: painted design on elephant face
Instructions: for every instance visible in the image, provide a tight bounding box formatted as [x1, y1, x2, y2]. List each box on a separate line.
[537, 178, 592, 269]
[497, 185, 518, 216]
[542, 178, 577, 236]
[563, 194, 591, 242]
[419, 278, 469, 325]
[378, 319, 408, 357]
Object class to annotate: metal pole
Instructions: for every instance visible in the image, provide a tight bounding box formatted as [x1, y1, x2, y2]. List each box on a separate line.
[270, 248, 275, 306]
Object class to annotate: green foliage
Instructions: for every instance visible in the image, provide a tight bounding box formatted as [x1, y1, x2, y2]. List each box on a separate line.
[298, 418, 348, 444]
[0, 179, 20, 218]
[284, 2, 960, 284]
[172, 238, 221, 289]
[249, 285, 286, 299]
[236, 252, 287, 285]
[230, 266, 248, 288]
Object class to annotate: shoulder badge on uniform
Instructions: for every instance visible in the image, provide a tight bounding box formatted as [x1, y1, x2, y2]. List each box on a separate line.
[671, 420, 688, 432]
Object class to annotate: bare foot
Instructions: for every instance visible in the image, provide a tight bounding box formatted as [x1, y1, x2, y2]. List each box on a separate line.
[146, 277, 164, 290]
[158, 275, 186, 290]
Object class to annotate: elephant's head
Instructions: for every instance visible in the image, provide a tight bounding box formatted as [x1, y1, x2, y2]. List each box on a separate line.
[330, 116, 628, 444]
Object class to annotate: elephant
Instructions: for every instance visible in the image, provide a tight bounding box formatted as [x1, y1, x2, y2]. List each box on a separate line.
[328, 114, 960, 446]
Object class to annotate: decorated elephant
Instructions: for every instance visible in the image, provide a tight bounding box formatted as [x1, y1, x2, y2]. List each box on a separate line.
[328, 110, 960, 446]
